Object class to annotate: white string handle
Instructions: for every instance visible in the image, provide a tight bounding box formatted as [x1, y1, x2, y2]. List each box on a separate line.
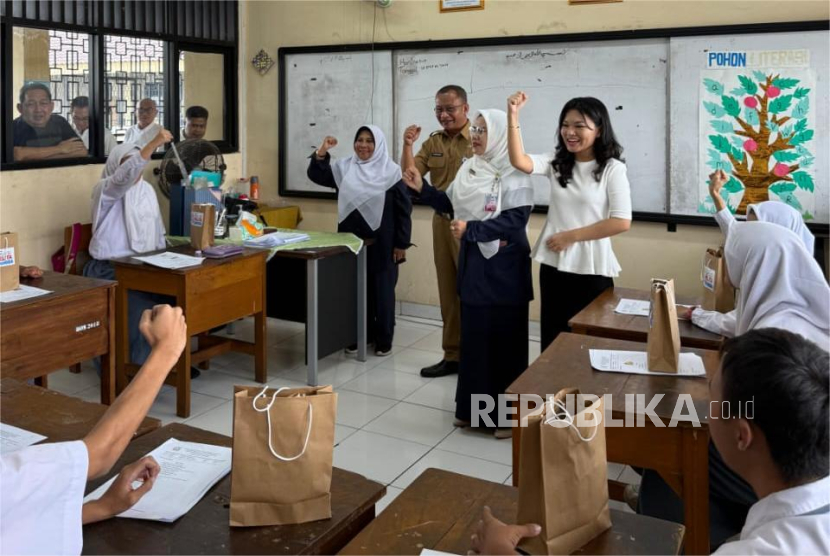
[543, 398, 599, 442]
[252, 386, 313, 462]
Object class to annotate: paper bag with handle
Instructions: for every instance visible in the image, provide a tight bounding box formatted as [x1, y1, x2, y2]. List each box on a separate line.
[190, 203, 216, 250]
[701, 246, 735, 313]
[517, 388, 612, 555]
[647, 278, 681, 373]
[230, 385, 337, 527]
[0, 232, 20, 293]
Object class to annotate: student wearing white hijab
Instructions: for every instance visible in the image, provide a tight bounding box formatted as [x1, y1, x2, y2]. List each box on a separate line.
[307, 125, 412, 356]
[84, 128, 175, 367]
[688, 170, 819, 337]
[403, 109, 534, 439]
[724, 222, 829, 349]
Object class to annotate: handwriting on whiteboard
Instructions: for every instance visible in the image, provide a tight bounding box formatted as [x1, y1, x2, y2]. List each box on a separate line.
[398, 57, 450, 76]
[505, 49, 566, 62]
[319, 54, 352, 65]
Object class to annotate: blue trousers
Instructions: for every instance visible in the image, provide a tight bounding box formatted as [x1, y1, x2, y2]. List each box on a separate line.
[84, 259, 174, 365]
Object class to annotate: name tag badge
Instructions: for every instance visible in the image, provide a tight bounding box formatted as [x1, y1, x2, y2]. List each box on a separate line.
[0, 247, 15, 268]
[484, 193, 498, 213]
[430, 152, 444, 157]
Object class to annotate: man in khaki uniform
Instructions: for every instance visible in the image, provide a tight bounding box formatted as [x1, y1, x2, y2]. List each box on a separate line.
[401, 85, 472, 378]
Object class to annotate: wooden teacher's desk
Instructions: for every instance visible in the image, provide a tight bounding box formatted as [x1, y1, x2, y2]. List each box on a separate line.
[339, 468, 686, 555]
[112, 247, 268, 418]
[0, 271, 116, 404]
[568, 287, 724, 350]
[0, 378, 160, 442]
[83, 423, 386, 555]
[507, 333, 716, 555]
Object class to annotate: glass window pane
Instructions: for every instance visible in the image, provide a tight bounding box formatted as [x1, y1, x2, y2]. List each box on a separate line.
[11, 27, 91, 162]
[105, 35, 165, 149]
[179, 51, 225, 142]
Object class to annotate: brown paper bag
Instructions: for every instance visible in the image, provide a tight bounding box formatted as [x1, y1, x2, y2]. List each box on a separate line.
[647, 278, 681, 373]
[517, 388, 611, 555]
[701, 247, 736, 312]
[190, 204, 215, 250]
[0, 232, 20, 293]
[230, 385, 337, 527]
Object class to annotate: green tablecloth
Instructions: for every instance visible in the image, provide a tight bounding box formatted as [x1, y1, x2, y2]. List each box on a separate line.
[167, 229, 363, 262]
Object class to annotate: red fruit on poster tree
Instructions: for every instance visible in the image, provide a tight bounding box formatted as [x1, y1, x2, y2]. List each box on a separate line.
[744, 96, 758, 108]
[766, 86, 781, 98]
[773, 163, 790, 177]
[743, 139, 758, 152]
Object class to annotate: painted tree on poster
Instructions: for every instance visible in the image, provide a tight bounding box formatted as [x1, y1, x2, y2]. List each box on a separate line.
[702, 71, 815, 217]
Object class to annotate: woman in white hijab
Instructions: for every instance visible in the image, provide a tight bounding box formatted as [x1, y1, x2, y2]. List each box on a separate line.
[724, 221, 829, 349]
[308, 125, 412, 356]
[403, 109, 534, 438]
[84, 128, 173, 366]
[688, 169, 818, 336]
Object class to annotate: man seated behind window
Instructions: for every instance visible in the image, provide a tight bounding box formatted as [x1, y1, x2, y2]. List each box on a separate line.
[13, 82, 88, 162]
[123, 99, 161, 148]
[70, 96, 117, 155]
[182, 105, 208, 141]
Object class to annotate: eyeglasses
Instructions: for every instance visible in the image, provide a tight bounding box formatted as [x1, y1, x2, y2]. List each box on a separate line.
[434, 104, 465, 115]
[469, 126, 488, 135]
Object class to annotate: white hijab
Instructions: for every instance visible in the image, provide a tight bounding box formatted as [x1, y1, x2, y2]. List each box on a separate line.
[93, 142, 165, 254]
[725, 221, 829, 350]
[331, 125, 401, 231]
[749, 201, 815, 253]
[446, 109, 534, 258]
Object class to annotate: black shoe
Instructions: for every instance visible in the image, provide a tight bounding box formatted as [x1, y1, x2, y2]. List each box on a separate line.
[420, 360, 459, 378]
[190, 367, 201, 379]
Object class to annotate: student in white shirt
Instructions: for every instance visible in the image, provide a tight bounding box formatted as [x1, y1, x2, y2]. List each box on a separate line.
[710, 328, 829, 555]
[1, 305, 188, 556]
[84, 129, 173, 367]
[122, 98, 162, 148]
[506, 91, 631, 350]
[467, 328, 830, 556]
[684, 169, 817, 337]
[70, 96, 117, 155]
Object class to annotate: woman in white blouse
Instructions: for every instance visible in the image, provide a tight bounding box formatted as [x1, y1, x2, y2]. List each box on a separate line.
[506, 92, 632, 349]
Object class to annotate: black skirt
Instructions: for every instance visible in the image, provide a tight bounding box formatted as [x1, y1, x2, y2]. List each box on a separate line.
[456, 303, 529, 425]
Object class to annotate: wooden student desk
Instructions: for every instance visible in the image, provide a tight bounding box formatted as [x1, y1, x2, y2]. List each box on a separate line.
[568, 287, 724, 350]
[83, 423, 386, 555]
[339, 468, 686, 555]
[0, 271, 116, 404]
[507, 333, 716, 556]
[0, 378, 160, 443]
[112, 247, 268, 418]
[267, 244, 368, 386]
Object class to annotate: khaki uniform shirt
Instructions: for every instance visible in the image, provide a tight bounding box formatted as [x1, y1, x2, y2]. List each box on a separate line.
[413, 123, 473, 192]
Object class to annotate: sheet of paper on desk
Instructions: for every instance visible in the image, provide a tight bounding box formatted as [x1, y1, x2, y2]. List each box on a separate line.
[0, 285, 52, 304]
[0, 423, 47, 453]
[589, 349, 706, 377]
[132, 252, 205, 270]
[420, 550, 459, 556]
[614, 298, 650, 317]
[84, 438, 231, 522]
[243, 231, 310, 248]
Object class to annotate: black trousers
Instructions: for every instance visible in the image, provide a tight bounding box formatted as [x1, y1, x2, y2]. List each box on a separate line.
[539, 265, 613, 351]
[367, 261, 398, 350]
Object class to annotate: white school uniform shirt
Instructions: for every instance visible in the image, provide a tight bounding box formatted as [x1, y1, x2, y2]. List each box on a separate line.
[714, 476, 830, 555]
[0, 441, 89, 556]
[74, 125, 118, 155]
[530, 155, 631, 277]
[123, 122, 161, 148]
[89, 150, 166, 260]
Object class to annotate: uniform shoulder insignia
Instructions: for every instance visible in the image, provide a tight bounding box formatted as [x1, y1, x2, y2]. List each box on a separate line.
[429, 130, 443, 137]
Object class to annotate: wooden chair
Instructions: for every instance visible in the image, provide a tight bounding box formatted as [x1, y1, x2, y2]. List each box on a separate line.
[64, 224, 93, 373]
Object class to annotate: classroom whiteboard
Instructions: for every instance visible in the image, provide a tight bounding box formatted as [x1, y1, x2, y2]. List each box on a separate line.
[394, 40, 668, 210]
[670, 30, 829, 223]
[283, 51, 393, 194]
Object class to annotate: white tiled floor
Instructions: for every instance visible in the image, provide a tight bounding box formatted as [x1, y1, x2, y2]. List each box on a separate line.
[46, 316, 642, 505]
